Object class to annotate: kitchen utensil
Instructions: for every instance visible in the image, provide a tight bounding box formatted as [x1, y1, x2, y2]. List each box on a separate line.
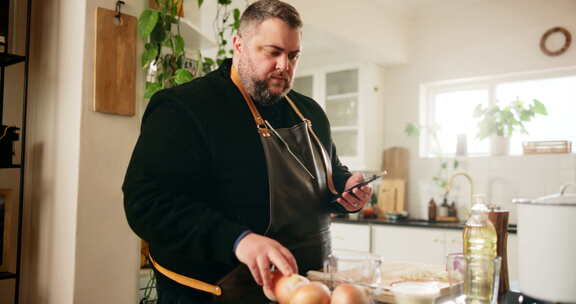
[513, 184, 576, 303]
[377, 179, 406, 214]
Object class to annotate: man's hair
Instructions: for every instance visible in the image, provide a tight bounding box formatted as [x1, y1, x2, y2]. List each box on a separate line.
[238, 0, 302, 37]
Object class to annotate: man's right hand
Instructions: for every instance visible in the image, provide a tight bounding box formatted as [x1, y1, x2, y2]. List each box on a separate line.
[234, 233, 298, 289]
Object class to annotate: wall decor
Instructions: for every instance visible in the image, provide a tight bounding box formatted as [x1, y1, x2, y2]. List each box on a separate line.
[540, 26, 572, 56]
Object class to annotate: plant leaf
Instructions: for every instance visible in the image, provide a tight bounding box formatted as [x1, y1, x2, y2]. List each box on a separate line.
[174, 35, 185, 56]
[145, 81, 162, 99]
[150, 16, 166, 43]
[218, 0, 232, 4]
[174, 69, 194, 84]
[139, 10, 159, 39]
[141, 43, 158, 68]
[197, 0, 204, 7]
[533, 99, 548, 115]
[404, 123, 420, 137]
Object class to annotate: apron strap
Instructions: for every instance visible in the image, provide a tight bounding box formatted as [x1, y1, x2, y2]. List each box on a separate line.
[230, 65, 271, 137]
[149, 254, 222, 296]
[285, 96, 339, 195]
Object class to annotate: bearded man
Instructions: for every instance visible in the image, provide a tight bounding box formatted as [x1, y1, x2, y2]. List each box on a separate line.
[123, 1, 372, 303]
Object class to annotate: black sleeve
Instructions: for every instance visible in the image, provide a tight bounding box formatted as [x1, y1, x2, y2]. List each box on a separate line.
[324, 141, 356, 214]
[122, 91, 248, 266]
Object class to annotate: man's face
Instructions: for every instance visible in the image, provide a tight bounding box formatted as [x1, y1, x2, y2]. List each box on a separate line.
[234, 18, 301, 106]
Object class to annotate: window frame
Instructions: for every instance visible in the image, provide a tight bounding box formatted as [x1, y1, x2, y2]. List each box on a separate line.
[420, 66, 576, 158]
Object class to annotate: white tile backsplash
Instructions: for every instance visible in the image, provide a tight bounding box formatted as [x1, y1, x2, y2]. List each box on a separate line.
[406, 154, 575, 224]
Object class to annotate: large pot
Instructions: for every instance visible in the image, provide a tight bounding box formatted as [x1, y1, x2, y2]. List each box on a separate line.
[513, 184, 576, 303]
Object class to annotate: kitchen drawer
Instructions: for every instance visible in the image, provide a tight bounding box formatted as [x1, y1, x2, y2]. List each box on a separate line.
[330, 223, 371, 253]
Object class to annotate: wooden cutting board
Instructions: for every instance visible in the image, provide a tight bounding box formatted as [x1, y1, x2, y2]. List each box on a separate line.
[381, 147, 408, 180]
[94, 7, 136, 116]
[377, 178, 406, 213]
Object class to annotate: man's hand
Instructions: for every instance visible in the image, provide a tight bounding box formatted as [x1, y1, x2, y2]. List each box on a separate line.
[234, 233, 298, 289]
[336, 172, 373, 211]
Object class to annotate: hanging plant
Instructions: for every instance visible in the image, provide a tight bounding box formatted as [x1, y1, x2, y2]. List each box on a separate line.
[139, 0, 242, 99]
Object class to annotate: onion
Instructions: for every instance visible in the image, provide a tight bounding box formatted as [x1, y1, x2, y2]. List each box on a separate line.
[289, 282, 331, 304]
[330, 283, 370, 304]
[274, 274, 310, 304]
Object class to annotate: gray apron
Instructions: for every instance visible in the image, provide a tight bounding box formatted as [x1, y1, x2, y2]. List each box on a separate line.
[212, 68, 340, 303]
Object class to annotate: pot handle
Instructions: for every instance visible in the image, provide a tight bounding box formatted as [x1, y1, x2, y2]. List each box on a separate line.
[560, 183, 576, 195]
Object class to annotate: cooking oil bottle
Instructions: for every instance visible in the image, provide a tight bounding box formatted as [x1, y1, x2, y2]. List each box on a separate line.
[463, 194, 497, 304]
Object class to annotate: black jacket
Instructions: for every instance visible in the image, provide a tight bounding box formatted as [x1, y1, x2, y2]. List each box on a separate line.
[122, 60, 352, 284]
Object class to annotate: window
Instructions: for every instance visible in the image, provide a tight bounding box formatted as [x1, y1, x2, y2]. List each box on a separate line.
[422, 68, 576, 157]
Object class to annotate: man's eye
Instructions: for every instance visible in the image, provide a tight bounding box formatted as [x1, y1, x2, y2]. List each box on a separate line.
[269, 51, 281, 57]
[289, 54, 300, 60]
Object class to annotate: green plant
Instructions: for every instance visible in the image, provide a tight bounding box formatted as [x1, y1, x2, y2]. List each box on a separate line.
[139, 0, 241, 99]
[473, 99, 547, 140]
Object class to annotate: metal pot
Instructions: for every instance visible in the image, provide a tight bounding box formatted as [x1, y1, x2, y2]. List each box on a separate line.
[513, 184, 576, 303]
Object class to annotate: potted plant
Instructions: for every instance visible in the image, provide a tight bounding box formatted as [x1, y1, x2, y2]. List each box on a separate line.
[138, 0, 241, 99]
[473, 98, 547, 155]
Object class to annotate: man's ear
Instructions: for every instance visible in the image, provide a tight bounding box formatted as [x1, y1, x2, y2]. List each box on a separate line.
[232, 34, 242, 54]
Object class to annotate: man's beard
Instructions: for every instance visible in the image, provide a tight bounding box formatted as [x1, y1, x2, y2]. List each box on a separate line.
[251, 78, 290, 106]
[238, 58, 291, 106]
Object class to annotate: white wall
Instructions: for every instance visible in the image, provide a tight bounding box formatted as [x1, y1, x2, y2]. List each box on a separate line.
[20, 0, 144, 303]
[382, 0, 576, 222]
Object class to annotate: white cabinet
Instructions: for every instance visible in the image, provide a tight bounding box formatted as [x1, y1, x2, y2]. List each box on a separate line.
[293, 64, 384, 171]
[330, 222, 371, 253]
[372, 226, 446, 265]
[330, 222, 518, 281]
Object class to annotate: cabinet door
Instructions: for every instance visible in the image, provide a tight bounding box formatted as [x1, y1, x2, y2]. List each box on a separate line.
[372, 226, 445, 265]
[445, 230, 464, 255]
[330, 223, 371, 253]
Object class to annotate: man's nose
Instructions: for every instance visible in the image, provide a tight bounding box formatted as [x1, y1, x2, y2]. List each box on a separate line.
[275, 55, 289, 72]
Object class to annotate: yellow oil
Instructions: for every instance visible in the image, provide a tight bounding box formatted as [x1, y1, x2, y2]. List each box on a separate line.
[463, 219, 497, 304]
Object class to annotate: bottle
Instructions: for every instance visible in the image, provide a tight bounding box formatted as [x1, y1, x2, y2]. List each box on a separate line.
[438, 197, 449, 217]
[449, 201, 458, 218]
[428, 198, 437, 221]
[463, 194, 497, 304]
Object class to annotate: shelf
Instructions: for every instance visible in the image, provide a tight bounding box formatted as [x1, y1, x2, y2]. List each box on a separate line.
[0, 272, 17, 280]
[0, 164, 21, 169]
[179, 18, 217, 51]
[0, 53, 26, 67]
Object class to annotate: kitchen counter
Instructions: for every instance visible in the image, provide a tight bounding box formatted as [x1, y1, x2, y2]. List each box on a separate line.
[331, 217, 518, 234]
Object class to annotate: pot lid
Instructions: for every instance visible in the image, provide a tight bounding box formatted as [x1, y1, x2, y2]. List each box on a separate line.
[514, 183, 576, 206]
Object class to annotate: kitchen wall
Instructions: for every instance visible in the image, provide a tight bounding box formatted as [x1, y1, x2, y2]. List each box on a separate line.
[381, 0, 576, 223]
[16, 0, 145, 303]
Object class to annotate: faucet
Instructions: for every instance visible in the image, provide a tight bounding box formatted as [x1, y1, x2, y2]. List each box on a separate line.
[445, 172, 474, 211]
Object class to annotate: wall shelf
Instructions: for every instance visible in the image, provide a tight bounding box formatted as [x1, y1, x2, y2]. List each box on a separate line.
[0, 272, 17, 280]
[0, 53, 25, 67]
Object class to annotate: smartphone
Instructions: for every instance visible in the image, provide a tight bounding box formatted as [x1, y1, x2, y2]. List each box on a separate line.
[331, 174, 383, 202]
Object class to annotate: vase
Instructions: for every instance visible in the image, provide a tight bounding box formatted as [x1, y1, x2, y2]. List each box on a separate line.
[490, 135, 510, 156]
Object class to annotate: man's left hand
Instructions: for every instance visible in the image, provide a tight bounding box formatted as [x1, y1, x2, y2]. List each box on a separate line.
[336, 172, 373, 212]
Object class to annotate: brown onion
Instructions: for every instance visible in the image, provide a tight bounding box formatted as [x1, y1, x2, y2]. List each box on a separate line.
[289, 282, 331, 304]
[330, 283, 370, 304]
[274, 274, 310, 304]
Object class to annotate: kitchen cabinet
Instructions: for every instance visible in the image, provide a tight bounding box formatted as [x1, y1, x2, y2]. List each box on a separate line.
[330, 221, 519, 281]
[372, 225, 446, 265]
[293, 64, 385, 171]
[330, 222, 371, 253]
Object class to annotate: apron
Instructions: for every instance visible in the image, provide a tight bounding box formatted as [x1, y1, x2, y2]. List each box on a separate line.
[151, 66, 339, 304]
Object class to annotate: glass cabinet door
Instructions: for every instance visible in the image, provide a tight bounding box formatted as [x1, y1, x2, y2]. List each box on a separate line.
[325, 69, 359, 158]
[293, 75, 314, 98]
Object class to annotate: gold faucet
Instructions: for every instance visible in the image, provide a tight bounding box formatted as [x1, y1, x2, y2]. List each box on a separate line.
[445, 172, 474, 211]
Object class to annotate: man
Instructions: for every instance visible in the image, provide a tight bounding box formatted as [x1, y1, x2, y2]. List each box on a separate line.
[123, 0, 372, 303]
